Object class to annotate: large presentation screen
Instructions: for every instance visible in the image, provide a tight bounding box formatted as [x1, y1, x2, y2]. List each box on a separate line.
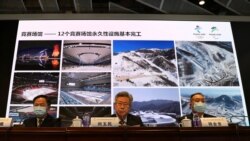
[6, 20, 248, 127]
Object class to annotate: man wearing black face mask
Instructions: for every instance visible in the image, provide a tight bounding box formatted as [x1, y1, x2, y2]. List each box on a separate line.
[23, 95, 61, 127]
[178, 92, 214, 127]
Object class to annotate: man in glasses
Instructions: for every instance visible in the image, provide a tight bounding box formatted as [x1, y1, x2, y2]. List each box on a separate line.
[112, 91, 144, 127]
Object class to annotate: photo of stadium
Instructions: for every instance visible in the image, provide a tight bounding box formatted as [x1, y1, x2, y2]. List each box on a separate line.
[15, 40, 61, 70]
[60, 72, 111, 105]
[11, 72, 59, 104]
[62, 40, 111, 71]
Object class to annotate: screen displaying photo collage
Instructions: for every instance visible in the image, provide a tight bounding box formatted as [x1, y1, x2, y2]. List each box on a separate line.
[6, 20, 248, 127]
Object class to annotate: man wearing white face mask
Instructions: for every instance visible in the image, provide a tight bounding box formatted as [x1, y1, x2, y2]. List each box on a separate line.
[178, 92, 214, 127]
[23, 95, 61, 127]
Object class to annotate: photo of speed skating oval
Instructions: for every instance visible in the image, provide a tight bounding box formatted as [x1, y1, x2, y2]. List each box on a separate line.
[60, 72, 111, 105]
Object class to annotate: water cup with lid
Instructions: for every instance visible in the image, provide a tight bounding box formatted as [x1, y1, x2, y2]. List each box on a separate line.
[180, 116, 192, 127]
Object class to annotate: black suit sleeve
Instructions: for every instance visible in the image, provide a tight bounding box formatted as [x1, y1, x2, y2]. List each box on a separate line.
[127, 114, 144, 127]
[23, 117, 37, 127]
[23, 114, 61, 127]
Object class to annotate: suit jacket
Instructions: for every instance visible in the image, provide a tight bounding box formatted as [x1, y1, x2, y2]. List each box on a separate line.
[111, 113, 144, 127]
[178, 113, 215, 126]
[23, 114, 61, 127]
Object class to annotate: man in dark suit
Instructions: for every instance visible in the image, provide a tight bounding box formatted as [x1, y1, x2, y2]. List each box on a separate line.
[112, 91, 144, 127]
[178, 92, 214, 126]
[23, 95, 61, 127]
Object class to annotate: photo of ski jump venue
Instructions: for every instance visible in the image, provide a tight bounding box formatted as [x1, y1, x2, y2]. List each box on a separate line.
[176, 41, 239, 86]
[60, 72, 111, 105]
[62, 40, 111, 71]
[10, 72, 59, 104]
[113, 40, 178, 87]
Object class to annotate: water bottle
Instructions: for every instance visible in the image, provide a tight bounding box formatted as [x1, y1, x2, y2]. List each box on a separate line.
[82, 112, 91, 127]
[72, 116, 82, 127]
[181, 116, 192, 127]
[193, 114, 201, 127]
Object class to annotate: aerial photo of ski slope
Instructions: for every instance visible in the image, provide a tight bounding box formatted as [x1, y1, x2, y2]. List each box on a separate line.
[176, 41, 239, 86]
[113, 40, 178, 87]
[180, 88, 247, 126]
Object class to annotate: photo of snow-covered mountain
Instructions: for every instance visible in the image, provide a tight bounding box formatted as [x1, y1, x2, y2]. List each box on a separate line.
[176, 41, 239, 86]
[114, 88, 180, 127]
[113, 40, 178, 87]
[180, 88, 247, 126]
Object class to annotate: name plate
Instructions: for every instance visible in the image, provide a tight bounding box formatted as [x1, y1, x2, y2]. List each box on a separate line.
[90, 117, 119, 127]
[0, 118, 13, 127]
[200, 117, 228, 127]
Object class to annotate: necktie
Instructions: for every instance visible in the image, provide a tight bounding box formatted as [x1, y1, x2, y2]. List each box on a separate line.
[37, 118, 43, 127]
[119, 119, 125, 126]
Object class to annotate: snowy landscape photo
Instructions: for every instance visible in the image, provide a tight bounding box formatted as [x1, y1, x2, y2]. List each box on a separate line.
[114, 88, 180, 127]
[113, 40, 178, 87]
[176, 41, 239, 86]
[180, 88, 247, 126]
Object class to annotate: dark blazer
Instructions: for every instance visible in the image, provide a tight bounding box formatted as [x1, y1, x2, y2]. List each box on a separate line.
[178, 113, 215, 126]
[111, 113, 144, 127]
[23, 114, 61, 127]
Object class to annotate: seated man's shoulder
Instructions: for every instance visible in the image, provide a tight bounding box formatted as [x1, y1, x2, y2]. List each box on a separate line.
[204, 113, 215, 117]
[127, 114, 144, 127]
[23, 117, 36, 127]
[24, 117, 35, 122]
[44, 115, 61, 127]
[128, 113, 140, 119]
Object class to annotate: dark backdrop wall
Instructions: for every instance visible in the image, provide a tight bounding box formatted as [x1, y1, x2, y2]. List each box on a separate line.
[0, 20, 18, 116]
[231, 22, 250, 117]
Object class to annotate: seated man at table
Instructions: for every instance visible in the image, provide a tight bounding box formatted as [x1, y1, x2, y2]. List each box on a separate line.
[111, 91, 144, 127]
[178, 92, 214, 126]
[23, 95, 61, 127]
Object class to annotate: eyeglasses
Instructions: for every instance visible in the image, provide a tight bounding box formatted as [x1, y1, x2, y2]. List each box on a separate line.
[116, 102, 129, 107]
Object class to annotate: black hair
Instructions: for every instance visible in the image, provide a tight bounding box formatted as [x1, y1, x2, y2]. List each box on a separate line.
[190, 92, 204, 100]
[33, 95, 51, 107]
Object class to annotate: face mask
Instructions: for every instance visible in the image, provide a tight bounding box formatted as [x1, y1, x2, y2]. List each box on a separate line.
[193, 102, 206, 113]
[34, 106, 47, 117]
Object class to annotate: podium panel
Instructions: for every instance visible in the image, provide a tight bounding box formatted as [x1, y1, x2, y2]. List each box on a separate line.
[179, 127, 236, 141]
[66, 127, 123, 141]
[0, 127, 250, 141]
[7, 127, 65, 141]
[238, 127, 250, 141]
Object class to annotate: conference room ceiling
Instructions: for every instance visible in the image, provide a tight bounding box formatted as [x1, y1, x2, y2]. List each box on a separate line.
[0, 0, 250, 16]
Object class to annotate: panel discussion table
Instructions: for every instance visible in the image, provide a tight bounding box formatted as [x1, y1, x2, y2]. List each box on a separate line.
[1, 126, 250, 141]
